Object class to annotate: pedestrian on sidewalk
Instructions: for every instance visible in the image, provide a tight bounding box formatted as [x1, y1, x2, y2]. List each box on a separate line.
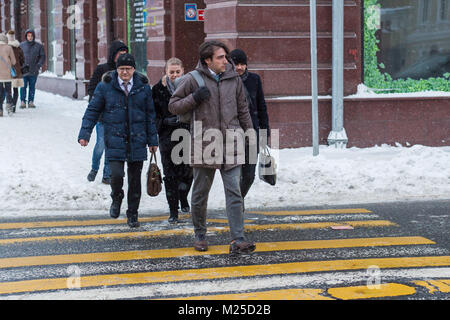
[6, 30, 25, 113]
[152, 57, 193, 224]
[0, 33, 16, 117]
[19, 29, 45, 109]
[168, 41, 256, 254]
[230, 48, 270, 200]
[78, 53, 159, 228]
[86, 40, 129, 185]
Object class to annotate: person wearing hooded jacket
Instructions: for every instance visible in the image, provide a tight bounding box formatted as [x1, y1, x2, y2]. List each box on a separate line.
[0, 33, 16, 117]
[6, 30, 25, 113]
[85, 40, 129, 185]
[19, 29, 45, 108]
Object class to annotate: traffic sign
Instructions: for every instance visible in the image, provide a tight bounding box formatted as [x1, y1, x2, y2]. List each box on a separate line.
[198, 9, 205, 21]
[185, 3, 197, 21]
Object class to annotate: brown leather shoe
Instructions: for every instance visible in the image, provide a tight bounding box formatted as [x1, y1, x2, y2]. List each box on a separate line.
[194, 235, 208, 252]
[229, 238, 256, 255]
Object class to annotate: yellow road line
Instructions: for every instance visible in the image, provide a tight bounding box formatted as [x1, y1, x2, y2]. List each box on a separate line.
[0, 220, 397, 245]
[164, 288, 334, 300]
[0, 236, 433, 269]
[248, 208, 372, 216]
[0, 216, 251, 230]
[328, 283, 416, 300]
[0, 215, 188, 230]
[414, 279, 450, 293]
[0, 256, 449, 295]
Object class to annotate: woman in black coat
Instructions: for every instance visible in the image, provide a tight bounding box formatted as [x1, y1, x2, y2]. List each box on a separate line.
[152, 58, 193, 223]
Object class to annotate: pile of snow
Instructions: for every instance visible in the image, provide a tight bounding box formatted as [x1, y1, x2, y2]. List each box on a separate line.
[0, 90, 449, 217]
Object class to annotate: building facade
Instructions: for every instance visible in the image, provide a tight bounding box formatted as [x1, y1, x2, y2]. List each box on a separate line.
[1, 0, 449, 148]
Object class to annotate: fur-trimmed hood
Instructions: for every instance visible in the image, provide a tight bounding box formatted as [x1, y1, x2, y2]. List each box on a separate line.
[8, 39, 20, 48]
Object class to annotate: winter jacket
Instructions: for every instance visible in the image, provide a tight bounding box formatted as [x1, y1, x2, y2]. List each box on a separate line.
[19, 29, 46, 76]
[8, 39, 25, 88]
[0, 41, 16, 82]
[241, 69, 270, 136]
[78, 70, 158, 162]
[152, 75, 190, 151]
[87, 40, 129, 101]
[168, 61, 253, 171]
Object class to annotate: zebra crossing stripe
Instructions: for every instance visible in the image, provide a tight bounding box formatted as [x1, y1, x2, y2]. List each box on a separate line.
[0, 256, 448, 295]
[0, 220, 397, 245]
[0, 236, 434, 269]
[248, 208, 372, 216]
[0, 216, 250, 230]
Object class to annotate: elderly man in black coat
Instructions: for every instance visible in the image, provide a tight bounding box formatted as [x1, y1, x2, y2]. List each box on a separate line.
[230, 49, 270, 200]
[78, 54, 158, 228]
[85, 40, 129, 185]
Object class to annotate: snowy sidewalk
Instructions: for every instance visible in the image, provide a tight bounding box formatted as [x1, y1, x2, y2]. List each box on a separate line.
[0, 90, 449, 218]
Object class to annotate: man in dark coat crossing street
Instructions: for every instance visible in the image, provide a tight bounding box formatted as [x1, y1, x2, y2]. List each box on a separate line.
[78, 54, 158, 228]
[230, 49, 270, 200]
[85, 40, 129, 185]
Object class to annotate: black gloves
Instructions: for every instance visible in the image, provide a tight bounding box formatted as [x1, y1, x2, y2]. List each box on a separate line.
[192, 86, 211, 104]
[163, 115, 180, 126]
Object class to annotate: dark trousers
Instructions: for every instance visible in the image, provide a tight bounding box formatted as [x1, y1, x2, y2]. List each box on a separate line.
[240, 163, 256, 198]
[160, 147, 193, 212]
[109, 160, 143, 216]
[12, 87, 19, 106]
[0, 82, 13, 107]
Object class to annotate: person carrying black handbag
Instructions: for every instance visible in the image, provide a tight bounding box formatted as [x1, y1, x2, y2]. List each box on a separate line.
[152, 58, 193, 224]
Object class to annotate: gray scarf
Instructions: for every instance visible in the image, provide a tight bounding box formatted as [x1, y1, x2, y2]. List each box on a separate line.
[166, 75, 176, 95]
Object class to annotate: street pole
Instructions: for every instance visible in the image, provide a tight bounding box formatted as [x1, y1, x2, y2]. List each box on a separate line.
[327, 0, 348, 147]
[310, 0, 319, 156]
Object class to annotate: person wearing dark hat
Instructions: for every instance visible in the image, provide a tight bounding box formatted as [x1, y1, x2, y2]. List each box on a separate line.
[85, 40, 129, 185]
[78, 53, 158, 228]
[229, 48, 270, 200]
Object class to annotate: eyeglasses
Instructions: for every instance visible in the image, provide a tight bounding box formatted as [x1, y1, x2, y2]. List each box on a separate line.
[118, 67, 134, 73]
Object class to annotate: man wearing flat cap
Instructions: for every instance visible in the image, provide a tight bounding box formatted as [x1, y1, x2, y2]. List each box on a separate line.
[78, 53, 158, 228]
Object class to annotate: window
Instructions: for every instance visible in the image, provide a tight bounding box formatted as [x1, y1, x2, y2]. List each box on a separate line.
[365, 0, 450, 86]
[439, 0, 449, 21]
[69, 0, 76, 73]
[126, 0, 148, 73]
[46, 0, 55, 72]
[28, 0, 34, 29]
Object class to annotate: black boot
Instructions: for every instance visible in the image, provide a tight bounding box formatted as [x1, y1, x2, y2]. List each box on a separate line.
[127, 211, 140, 228]
[87, 169, 97, 182]
[168, 208, 179, 224]
[109, 190, 124, 219]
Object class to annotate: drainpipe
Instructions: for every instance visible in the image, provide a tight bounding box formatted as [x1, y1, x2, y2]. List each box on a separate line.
[310, 0, 319, 156]
[327, 0, 348, 147]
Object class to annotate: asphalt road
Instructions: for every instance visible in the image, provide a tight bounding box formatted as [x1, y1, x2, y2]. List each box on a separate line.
[0, 199, 448, 306]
